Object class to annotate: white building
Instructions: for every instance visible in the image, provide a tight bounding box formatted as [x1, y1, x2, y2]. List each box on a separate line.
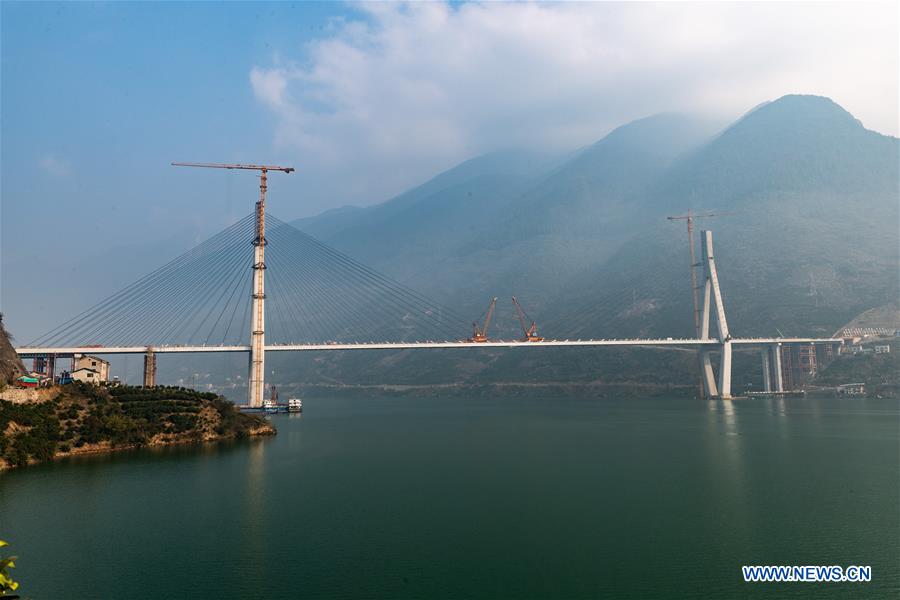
[73, 355, 110, 383]
[71, 367, 102, 384]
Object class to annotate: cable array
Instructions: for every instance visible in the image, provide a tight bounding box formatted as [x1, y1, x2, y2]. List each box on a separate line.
[27, 208, 716, 348]
[541, 247, 699, 340]
[265, 216, 470, 343]
[29, 212, 472, 347]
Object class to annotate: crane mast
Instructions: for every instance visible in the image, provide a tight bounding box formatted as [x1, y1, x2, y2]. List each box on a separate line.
[172, 161, 294, 407]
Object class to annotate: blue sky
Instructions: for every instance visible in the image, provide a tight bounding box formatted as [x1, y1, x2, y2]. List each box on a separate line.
[1, 2, 356, 334]
[2, 1, 897, 339]
[2, 2, 349, 236]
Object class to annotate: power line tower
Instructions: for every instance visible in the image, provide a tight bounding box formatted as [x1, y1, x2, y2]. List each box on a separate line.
[172, 162, 294, 407]
[667, 209, 733, 398]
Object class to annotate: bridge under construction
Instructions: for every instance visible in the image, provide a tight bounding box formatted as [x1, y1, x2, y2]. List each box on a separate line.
[16, 163, 841, 403]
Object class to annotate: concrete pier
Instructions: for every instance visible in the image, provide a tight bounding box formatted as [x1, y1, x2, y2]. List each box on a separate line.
[143, 348, 156, 387]
[761, 348, 772, 392]
[770, 344, 783, 392]
[718, 341, 732, 399]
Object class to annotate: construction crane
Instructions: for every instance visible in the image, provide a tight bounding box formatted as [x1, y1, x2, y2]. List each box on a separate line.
[171, 162, 295, 244]
[172, 161, 294, 408]
[172, 163, 294, 238]
[511, 296, 543, 342]
[667, 209, 734, 398]
[467, 297, 498, 343]
[171, 161, 295, 173]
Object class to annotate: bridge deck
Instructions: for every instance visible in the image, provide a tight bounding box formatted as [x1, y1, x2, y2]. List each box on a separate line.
[15, 337, 842, 356]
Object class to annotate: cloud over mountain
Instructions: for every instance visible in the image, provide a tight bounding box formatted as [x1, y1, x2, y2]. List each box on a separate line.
[251, 1, 898, 211]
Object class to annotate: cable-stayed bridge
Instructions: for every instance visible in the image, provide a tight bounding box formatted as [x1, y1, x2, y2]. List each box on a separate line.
[16, 167, 841, 404]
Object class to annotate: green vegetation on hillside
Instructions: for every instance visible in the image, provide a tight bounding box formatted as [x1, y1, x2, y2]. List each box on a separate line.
[815, 353, 899, 397]
[0, 384, 272, 468]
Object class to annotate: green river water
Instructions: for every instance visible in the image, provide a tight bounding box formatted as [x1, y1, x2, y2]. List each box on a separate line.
[1, 394, 897, 599]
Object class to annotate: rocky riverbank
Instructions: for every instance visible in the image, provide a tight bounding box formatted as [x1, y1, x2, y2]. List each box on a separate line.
[0, 383, 275, 469]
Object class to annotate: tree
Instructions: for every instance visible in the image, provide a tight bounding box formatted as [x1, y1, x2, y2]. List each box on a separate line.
[0, 540, 19, 598]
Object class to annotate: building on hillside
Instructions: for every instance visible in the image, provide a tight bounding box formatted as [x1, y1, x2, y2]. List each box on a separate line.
[837, 382, 866, 396]
[841, 336, 862, 349]
[847, 345, 874, 356]
[73, 354, 109, 382]
[71, 367, 102, 384]
[874, 345, 891, 354]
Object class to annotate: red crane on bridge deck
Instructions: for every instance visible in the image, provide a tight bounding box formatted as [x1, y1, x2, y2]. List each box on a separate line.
[467, 297, 497, 343]
[512, 296, 543, 342]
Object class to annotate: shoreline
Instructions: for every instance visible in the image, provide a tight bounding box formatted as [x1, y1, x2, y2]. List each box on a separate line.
[0, 384, 277, 471]
[1, 421, 275, 471]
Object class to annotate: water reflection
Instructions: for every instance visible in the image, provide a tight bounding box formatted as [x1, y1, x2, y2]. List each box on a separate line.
[239, 438, 269, 582]
[720, 398, 737, 436]
[775, 396, 787, 417]
[705, 398, 747, 532]
[247, 437, 267, 504]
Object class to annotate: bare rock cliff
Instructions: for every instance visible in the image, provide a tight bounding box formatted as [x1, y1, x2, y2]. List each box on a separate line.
[0, 315, 26, 385]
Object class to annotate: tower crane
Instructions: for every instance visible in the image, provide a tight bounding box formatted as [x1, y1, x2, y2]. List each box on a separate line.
[172, 161, 294, 408]
[512, 296, 543, 342]
[467, 297, 498, 343]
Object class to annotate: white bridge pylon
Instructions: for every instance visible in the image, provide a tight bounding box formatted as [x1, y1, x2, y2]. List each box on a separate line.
[699, 230, 731, 398]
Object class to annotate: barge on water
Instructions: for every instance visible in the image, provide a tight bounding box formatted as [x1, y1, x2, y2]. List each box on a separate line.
[745, 390, 807, 398]
[239, 398, 302, 414]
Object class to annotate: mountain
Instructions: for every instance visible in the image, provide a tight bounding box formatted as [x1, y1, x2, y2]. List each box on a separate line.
[295, 149, 567, 245]
[497, 112, 725, 241]
[550, 94, 899, 340]
[293, 113, 724, 328]
[659, 94, 897, 207]
[265, 94, 898, 391]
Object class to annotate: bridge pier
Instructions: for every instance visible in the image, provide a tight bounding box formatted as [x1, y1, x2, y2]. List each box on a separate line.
[32, 355, 56, 381]
[143, 348, 156, 387]
[770, 343, 783, 392]
[718, 342, 732, 399]
[700, 351, 718, 398]
[761, 347, 772, 392]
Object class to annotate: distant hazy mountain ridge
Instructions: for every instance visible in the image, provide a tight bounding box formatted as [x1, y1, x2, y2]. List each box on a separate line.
[293, 95, 898, 345]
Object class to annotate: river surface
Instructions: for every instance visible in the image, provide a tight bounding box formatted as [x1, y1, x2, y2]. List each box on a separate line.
[2, 394, 898, 599]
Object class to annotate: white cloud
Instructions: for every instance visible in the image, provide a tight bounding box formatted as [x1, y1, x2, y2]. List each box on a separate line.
[38, 154, 72, 177]
[250, 67, 289, 110]
[251, 1, 899, 214]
